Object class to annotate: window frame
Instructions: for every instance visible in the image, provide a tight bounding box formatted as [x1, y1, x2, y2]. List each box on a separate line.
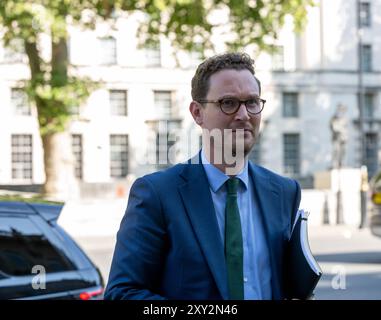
[71, 134, 83, 180]
[98, 36, 117, 65]
[365, 132, 378, 178]
[283, 133, 301, 176]
[364, 93, 374, 119]
[109, 90, 128, 116]
[282, 92, 299, 118]
[361, 44, 372, 72]
[154, 90, 173, 119]
[272, 45, 285, 71]
[11, 88, 31, 116]
[144, 41, 161, 67]
[359, 2, 371, 28]
[11, 134, 33, 181]
[109, 134, 129, 178]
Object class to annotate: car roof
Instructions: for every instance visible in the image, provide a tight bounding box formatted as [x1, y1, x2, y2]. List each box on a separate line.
[0, 201, 63, 222]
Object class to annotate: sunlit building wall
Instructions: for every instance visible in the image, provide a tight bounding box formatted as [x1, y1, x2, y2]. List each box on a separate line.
[0, 0, 380, 194]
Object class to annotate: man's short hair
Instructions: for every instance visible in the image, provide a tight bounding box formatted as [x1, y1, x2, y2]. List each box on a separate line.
[191, 52, 261, 101]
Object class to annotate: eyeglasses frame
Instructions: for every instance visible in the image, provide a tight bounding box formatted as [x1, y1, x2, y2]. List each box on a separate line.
[197, 97, 266, 115]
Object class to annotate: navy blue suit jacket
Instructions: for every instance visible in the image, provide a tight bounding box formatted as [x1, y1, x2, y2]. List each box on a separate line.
[104, 155, 301, 300]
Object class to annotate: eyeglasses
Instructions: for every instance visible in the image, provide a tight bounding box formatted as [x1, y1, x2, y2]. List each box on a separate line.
[197, 96, 266, 115]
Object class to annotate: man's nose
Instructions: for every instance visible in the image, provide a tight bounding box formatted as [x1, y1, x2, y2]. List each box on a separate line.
[234, 103, 250, 120]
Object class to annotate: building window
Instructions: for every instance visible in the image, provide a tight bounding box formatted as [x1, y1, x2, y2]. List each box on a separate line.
[283, 133, 300, 175]
[110, 90, 128, 116]
[364, 93, 374, 119]
[98, 37, 117, 65]
[359, 2, 371, 27]
[110, 135, 128, 178]
[11, 88, 31, 116]
[155, 132, 176, 170]
[153, 120, 180, 170]
[283, 93, 299, 117]
[145, 42, 161, 67]
[190, 51, 203, 67]
[361, 44, 372, 72]
[189, 44, 203, 67]
[272, 45, 284, 70]
[71, 134, 83, 180]
[69, 105, 80, 116]
[11, 134, 33, 181]
[154, 91, 172, 118]
[365, 133, 378, 178]
[3, 39, 26, 63]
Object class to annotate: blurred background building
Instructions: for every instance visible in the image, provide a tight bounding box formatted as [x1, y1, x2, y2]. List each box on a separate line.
[0, 0, 380, 205]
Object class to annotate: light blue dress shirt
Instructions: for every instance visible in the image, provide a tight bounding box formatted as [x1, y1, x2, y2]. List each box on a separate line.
[201, 149, 272, 300]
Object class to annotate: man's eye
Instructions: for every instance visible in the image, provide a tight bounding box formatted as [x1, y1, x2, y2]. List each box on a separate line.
[247, 98, 259, 106]
[221, 98, 237, 107]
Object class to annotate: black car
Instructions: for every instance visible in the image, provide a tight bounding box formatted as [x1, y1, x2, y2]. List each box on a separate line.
[0, 201, 104, 300]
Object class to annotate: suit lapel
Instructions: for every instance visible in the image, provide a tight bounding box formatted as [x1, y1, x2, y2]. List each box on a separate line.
[249, 162, 284, 300]
[178, 156, 229, 300]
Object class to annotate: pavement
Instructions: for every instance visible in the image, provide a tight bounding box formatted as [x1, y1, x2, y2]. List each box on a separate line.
[58, 199, 127, 237]
[309, 225, 381, 299]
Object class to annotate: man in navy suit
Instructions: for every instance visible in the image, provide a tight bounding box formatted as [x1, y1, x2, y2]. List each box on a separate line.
[104, 52, 301, 300]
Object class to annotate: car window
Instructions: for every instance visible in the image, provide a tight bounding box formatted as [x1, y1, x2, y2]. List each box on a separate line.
[0, 215, 76, 276]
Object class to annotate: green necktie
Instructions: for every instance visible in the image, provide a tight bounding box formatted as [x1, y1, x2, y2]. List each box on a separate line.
[225, 177, 244, 300]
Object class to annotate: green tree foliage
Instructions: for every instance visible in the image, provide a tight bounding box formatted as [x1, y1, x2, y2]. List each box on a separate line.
[0, 0, 314, 197]
[137, 0, 315, 53]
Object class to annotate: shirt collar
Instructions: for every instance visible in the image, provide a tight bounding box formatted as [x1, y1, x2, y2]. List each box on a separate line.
[201, 149, 249, 192]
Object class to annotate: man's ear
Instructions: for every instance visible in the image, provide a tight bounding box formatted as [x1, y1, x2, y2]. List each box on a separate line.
[189, 101, 203, 126]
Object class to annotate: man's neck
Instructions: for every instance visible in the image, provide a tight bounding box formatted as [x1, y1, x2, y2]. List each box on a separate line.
[202, 146, 248, 177]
